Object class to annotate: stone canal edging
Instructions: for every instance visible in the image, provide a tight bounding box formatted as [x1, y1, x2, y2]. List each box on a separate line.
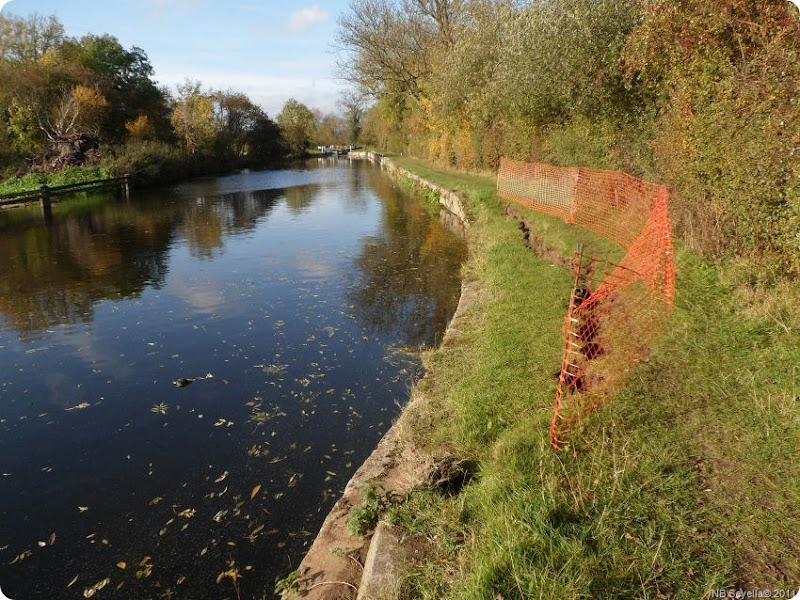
[283, 153, 476, 599]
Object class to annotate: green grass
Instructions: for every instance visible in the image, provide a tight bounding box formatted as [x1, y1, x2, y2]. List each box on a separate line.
[383, 158, 800, 598]
[0, 166, 111, 196]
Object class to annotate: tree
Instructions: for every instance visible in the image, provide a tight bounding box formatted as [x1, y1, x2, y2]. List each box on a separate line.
[316, 112, 347, 146]
[170, 80, 217, 154]
[340, 90, 366, 145]
[246, 112, 284, 165]
[0, 13, 64, 63]
[62, 33, 168, 140]
[43, 84, 109, 141]
[276, 98, 316, 156]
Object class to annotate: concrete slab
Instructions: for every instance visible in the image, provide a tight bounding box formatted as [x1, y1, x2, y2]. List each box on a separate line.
[357, 522, 406, 600]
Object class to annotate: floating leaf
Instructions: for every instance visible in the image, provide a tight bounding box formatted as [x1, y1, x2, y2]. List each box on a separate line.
[213, 471, 228, 483]
[48, 532, 56, 546]
[212, 510, 228, 523]
[83, 578, 110, 598]
[67, 575, 79, 588]
[65, 402, 91, 411]
[78, 506, 89, 513]
[149, 497, 163, 506]
[250, 485, 261, 499]
[116, 562, 127, 569]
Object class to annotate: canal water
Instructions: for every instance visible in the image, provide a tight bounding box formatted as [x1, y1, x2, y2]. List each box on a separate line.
[0, 160, 466, 599]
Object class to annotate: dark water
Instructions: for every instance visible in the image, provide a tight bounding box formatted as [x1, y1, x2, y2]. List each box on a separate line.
[0, 160, 466, 600]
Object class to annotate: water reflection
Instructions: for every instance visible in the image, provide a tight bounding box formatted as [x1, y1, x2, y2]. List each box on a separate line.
[350, 172, 466, 347]
[0, 161, 466, 599]
[0, 199, 174, 336]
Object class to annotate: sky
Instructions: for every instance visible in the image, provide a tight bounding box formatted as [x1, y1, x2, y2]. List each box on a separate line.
[0, 0, 354, 117]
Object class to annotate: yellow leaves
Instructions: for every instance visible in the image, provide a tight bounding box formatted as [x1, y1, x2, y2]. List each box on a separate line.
[250, 484, 261, 499]
[125, 114, 155, 142]
[78, 506, 89, 513]
[149, 496, 163, 505]
[116, 561, 127, 569]
[176, 508, 195, 519]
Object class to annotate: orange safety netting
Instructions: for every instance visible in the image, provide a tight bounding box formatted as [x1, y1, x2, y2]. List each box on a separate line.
[497, 157, 675, 449]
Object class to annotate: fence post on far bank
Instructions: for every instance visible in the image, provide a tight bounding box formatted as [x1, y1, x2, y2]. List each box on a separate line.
[39, 184, 52, 223]
[123, 174, 131, 199]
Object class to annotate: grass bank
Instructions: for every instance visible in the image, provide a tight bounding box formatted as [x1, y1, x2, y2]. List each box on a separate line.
[0, 166, 111, 196]
[378, 157, 799, 599]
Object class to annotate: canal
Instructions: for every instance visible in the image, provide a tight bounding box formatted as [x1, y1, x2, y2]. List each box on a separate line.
[0, 159, 467, 599]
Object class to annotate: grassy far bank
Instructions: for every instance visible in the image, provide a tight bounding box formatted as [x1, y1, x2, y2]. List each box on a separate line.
[0, 166, 111, 196]
[379, 156, 799, 599]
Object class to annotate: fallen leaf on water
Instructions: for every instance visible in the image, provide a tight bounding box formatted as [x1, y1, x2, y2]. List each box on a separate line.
[213, 470, 228, 483]
[212, 510, 228, 523]
[83, 577, 110, 598]
[177, 508, 195, 518]
[177, 576, 186, 585]
[67, 575, 79, 588]
[78, 506, 89, 513]
[149, 496, 163, 505]
[9, 550, 32, 564]
[48, 532, 56, 546]
[65, 402, 91, 411]
[116, 562, 126, 569]
[250, 484, 261, 499]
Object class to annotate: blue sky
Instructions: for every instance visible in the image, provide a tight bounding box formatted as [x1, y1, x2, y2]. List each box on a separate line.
[0, 0, 352, 117]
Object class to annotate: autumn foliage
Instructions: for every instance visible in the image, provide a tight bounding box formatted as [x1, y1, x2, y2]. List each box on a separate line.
[339, 0, 800, 281]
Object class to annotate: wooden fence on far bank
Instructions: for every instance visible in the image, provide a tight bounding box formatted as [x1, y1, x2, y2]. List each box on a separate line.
[0, 175, 132, 210]
[497, 158, 675, 449]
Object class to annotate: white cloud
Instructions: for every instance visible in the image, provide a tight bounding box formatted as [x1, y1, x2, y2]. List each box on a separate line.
[0, 1, 14, 16]
[287, 5, 331, 33]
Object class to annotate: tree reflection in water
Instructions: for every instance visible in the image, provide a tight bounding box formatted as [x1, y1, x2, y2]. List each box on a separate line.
[349, 171, 467, 348]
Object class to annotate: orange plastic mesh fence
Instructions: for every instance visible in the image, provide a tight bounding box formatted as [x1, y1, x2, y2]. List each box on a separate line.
[497, 157, 675, 448]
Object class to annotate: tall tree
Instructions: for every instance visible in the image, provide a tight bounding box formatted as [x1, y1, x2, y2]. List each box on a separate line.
[0, 13, 64, 62]
[170, 80, 217, 155]
[276, 98, 316, 156]
[340, 90, 366, 145]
